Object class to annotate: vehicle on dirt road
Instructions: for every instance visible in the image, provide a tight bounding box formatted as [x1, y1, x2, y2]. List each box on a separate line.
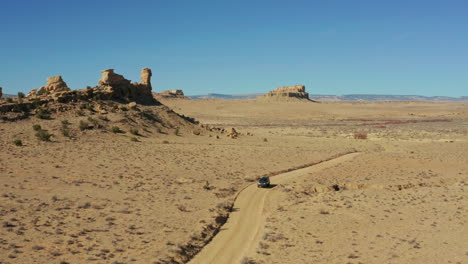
[257, 177, 270, 188]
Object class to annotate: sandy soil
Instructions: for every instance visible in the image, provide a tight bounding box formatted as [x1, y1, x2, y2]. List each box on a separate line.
[1, 98, 467, 263]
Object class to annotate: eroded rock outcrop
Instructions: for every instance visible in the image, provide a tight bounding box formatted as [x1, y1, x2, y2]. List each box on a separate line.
[27, 75, 71, 97]
[24, 68, 157, 104]
[258, 85, 310, 101]
[155, 89, 188, 100]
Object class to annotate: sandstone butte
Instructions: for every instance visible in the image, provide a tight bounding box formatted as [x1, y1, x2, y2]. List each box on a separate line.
[155, 89, 188, 100]
[258, 85, 311, 101]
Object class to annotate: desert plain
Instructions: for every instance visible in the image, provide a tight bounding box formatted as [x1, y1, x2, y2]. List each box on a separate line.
[1, 97, 467, 264]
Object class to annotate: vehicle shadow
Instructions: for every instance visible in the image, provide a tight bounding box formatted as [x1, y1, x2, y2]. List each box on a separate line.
[262, 184, 277, 189]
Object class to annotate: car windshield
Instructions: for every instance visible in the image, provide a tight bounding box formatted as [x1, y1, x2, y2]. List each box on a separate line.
[259, 177, 269, 183]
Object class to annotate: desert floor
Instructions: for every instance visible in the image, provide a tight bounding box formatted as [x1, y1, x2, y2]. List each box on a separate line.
[1, 99, 467, 264]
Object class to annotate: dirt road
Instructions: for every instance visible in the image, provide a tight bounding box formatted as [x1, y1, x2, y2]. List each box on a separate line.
[189, 152, 361, 264]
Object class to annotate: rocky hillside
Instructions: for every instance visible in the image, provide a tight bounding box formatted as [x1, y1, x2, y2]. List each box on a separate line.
[0, 68, 206, 138]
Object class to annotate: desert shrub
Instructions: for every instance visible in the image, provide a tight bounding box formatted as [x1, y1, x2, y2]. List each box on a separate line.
[37, 89, 46, 96]
[35, 107, 50, 119]
[6, 98, 13, 103]
[17, 92, 25, 98]
[35, 129, 52, 141]
[92, 93, 102, 101]
[240, 257, 256, 264]
[98, 115, 109, 121]
[32, 124, 42, 131]
[13, 139, 22, 146]
[120, 106, 128, 112]
[111, 126, 122, 133]
[174, 128, 180, 136]
[130, 129, 139, 136]
[156, 128, 163, 134]
[61, 127, 71, 138]
[162, 140, 169, 144]
[203, 181, 211, 190]
[87, 116, 99, 126]
[79, 120, 89, 131]
[354, 132, 368, 140]
[76, 109, 85, 116]
[61, 120, 71, 126]
[263, 138, 268, 142]
[86, 104, 95, 112]
[130, 137, 138, 142]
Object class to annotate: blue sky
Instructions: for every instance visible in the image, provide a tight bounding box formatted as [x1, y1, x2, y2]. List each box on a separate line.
[1, 0, 467, 96]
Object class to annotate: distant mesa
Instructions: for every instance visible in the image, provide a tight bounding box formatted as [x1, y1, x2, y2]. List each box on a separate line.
[154, 89, 188, 100]
[258, 85, 311, 101]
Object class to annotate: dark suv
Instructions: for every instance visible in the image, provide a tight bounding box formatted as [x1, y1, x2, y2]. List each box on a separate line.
[257, 177, 270, 188]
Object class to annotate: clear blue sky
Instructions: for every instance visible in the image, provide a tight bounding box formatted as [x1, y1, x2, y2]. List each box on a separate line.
[1, 0, 467, 96]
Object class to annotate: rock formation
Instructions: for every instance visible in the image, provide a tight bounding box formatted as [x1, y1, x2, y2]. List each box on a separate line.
[27, 76, 71, 97]
[258, 85, 310, 101]
[97, 68, 154, 103]
[155, 89, 188, 100]
[23, 68, 157, 104]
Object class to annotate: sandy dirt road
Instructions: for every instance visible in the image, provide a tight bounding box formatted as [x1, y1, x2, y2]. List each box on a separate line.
[189, 152, 361, 264]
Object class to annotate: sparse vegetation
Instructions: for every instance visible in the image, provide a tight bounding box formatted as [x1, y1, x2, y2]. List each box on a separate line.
[79, 120, 89, 131]
[35, 107, 51, 119]
[130, 137, 139, 142]
[98, 115, 109, 121]
[203, 181, 211, 190]
[17, 92, 25, 98]
[263, 138, 268, 142]
[35, 129, 52, 141]
[13, 139, 23, 146]
[32, 124, 42, 131]
[6, 98, 13, 103]
[111, 126, 123, 133]
[162, 140, 169, 144]
[130, 128, 139, 136]
[87, 116, 99, 127]
[175, 128, 180, 136]
[76, 109, 85, 116]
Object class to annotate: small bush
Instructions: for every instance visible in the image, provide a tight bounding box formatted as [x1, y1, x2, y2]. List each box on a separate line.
[354, 132, 368, 140]
[111, 126, 122, 133]
[98, 115, 109, 121]
[86, 104, 95, 112]
[17, 92, 25, 98]
[76, 109, 85, 116]
[13, 139, 23, 146]
[203, 181, 211, 190]
[174, 128, 180, 136]
[61, 120, 71, 126]
[157, 128, 163, 134]
[87, 116, 99, 126]
[35, 107, 50, 119]
[130, 129, 139, 136]
[162, 140, 169, 144]
[6, 98, 13, 103]
[35, 129, 52, 141]
[79, 120, 89, 131]
[263, 138, 268, 142]
[32, 124, 42, 131]
[120, 106, 128, 112]
[61, 128, 71, 138]
[130, 137, 139, 142]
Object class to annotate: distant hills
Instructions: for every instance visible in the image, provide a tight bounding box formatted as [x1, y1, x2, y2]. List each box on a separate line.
[187, 93, 468, 102]
[3, 92, 467, 101]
